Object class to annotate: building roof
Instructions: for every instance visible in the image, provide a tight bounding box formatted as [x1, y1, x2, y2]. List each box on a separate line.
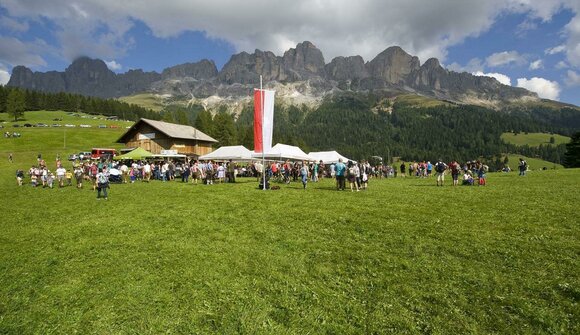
[117, 118, 217, 143]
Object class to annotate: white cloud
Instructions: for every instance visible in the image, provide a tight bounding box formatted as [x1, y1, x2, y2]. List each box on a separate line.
[447, 58, 484, 73]
[486, 51, 526, 67]
[555, 61, 569, 69]
[473, 71, 512, 85]
[0, 0, 576, 66]
[545, 44, 566, 55]
[0, 66, 10, 85]
[0, 0, 578, 73]
[565, 70, 580, 86]
[0, 36, 48, 67]
[104, 60, 122, 71]
[516, 77, 561, 100]
[0, 15, 29, 32]
[564, 9, 580, 68]
[529, 59, 543, 70]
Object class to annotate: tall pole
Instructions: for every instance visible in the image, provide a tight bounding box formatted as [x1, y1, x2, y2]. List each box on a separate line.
[261, 75, 266, 190]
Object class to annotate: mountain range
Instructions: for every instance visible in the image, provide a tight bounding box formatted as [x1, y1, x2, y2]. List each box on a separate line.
[7, 41, 543, 109]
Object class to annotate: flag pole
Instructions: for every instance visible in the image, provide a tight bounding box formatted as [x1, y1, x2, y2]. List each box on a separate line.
[261, 75, 266, 190]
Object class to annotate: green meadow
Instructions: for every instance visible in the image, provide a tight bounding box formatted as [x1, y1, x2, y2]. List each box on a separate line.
[501, 132, 570, 147]
[1, 111, 579, 334]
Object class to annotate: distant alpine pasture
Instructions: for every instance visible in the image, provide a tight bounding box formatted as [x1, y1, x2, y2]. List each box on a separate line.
[1, 110, 579, 334]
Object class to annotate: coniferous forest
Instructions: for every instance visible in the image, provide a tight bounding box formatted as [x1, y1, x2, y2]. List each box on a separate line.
[2, 86, 579, 168]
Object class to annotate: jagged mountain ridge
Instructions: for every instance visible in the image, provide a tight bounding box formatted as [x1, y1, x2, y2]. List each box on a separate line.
[7, 41, 538, 108]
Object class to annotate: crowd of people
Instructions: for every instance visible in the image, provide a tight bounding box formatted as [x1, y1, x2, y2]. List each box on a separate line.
[13, 152, 532, 198]
[396, 160, 491, 186]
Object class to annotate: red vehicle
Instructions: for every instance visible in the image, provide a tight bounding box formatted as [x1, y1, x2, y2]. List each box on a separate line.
[91, 148, 117, 160]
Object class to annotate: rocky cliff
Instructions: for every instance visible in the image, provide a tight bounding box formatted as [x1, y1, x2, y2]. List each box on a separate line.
[7, 41, 538, 106]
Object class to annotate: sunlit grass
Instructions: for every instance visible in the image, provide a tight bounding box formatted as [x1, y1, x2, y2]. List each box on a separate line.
[0, 111, 579, 333]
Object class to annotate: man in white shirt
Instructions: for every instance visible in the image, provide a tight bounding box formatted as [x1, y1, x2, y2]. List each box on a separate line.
[56, 166, 67, 187]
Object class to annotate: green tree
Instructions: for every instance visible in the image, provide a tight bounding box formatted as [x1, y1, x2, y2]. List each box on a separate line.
[563, 132, 580, 168]
[213, 111, 237, 146]
[195, 110, 214, 135]
[6, 89, 26, 121]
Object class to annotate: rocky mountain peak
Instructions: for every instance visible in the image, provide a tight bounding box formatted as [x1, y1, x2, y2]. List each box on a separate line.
[282, 41, 326, 79]
[6, 42, 541, 106]
[367, 46, 420, 85]
[161, 59, 218, 79]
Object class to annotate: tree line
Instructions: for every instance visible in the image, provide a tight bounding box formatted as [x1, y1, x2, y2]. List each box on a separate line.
[2, 85, 578, 169]
[0, 85, 160, 121]
[168, 92, 578, 168]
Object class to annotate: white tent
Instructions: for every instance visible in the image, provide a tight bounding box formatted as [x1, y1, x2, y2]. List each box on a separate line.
[199, 145, 254, 161]
[308, 151, 354, 164]
[253, 143, 314, 161]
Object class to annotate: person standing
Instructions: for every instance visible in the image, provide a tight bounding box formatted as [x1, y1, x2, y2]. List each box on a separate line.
[400, 162, 406, 177]
[449, 160, 460, 186]
[518, 158, 527, 176]
[300, 161, 309, 189]
[9, 153, 13, 163]
[435, 159, 447, 187]
[227, 159, 236, 183]
[335, 158, 346, 191]
[74, 164, 84, 188]
[478, 163, 488, 186]
[56, 165, 67, 188]
[347, 161, 360, 192]
[96, 168, 109, 200]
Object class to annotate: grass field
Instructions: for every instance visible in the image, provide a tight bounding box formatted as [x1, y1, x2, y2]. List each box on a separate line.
[501, 132, 571, 147]
[1, 111, 579, 334]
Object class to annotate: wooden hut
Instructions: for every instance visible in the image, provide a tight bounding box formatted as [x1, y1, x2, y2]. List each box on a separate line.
[116, 118, 217, 157]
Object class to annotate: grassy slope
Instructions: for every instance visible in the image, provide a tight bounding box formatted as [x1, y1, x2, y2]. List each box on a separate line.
[394, 94, 452, 108]
[501, 132, 571, 147]
[1, 112, 579, 334]
[118, 94, 165, 112]
[505, 154, 564, 170]
[1, 111, 130, 157]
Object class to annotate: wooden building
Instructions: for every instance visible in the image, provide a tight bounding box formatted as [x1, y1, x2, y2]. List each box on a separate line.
[116, 118, 217, 157]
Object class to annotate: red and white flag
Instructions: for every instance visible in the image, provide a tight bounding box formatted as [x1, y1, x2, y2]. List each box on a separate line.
[253, 89, 275, 153]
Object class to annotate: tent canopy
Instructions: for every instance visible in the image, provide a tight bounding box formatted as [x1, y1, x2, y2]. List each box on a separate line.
[308, 150, 354, 164]
[253, 143, 314, 161]
[199, 145, 253, 161]
[113, 147, 154, 160]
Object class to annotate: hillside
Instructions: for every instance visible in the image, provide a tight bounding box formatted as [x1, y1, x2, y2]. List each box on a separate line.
[501, 132, 571, 147]
[0, 111, 130, 158]
[503, 154, 563, 170]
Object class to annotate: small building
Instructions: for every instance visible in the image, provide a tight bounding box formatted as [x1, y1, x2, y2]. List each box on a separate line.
[116, 118, 217, 157]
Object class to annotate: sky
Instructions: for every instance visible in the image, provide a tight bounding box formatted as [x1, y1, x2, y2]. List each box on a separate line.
[0, 0, 579, 106]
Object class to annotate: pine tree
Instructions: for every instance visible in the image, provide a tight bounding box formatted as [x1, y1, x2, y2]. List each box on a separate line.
[6, 89, 26, 121]
[195, 110, 214, 135]
[563, 132, 580, 168]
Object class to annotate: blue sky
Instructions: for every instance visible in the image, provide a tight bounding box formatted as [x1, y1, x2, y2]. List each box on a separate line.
[0, 0, 578, 106]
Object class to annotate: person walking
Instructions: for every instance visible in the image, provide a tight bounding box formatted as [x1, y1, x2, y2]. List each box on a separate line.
[300, 161, 309, 189]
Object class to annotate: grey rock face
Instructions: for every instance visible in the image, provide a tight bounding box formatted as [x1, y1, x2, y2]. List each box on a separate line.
[161, 60, 218, 79]
[6, 42, 538, 104]
[325, 56, 368, 81]
[367, 46, 420, 85]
